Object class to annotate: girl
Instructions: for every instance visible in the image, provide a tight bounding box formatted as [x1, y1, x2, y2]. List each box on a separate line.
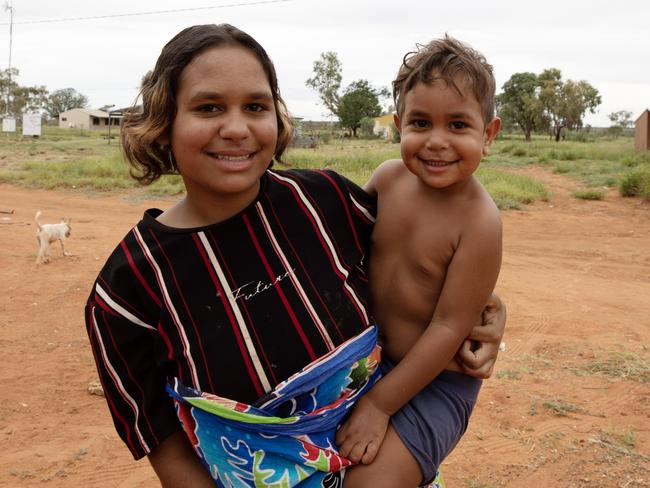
[85, 24, 504, 487]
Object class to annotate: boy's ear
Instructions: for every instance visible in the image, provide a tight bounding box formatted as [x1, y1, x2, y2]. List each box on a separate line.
[482, 117, 501, 156]
[393, 114, 402, 133]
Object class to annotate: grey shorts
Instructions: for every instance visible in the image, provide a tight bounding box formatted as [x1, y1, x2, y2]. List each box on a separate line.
[381, 360, 482, 486]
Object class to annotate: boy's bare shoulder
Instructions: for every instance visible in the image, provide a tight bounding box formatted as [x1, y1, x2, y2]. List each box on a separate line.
[464, 183, 502, 236]
[374, 159, 408, 187]
[365, 159, 407, 194]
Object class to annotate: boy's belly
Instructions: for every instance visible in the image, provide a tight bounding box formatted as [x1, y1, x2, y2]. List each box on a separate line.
[371, 259, 463, 372]
[378, 315, 464, 373]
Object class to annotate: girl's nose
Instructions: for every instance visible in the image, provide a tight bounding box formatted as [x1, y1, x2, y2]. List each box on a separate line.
[219, 111, 250, 141]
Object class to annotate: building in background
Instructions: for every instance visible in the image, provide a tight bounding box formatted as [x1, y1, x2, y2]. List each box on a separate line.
[635, 109, 650, 152]
[373, 114, 394, 140]
[58, 108, 122, 131]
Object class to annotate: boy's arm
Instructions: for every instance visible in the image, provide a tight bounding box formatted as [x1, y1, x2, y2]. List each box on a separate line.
[337, 209, 502, 463]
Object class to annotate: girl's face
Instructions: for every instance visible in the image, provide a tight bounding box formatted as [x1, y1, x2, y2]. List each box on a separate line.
[167, 45, 278, 217]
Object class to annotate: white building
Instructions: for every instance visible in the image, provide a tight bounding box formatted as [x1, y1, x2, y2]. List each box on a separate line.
[58, 108, 121, 131]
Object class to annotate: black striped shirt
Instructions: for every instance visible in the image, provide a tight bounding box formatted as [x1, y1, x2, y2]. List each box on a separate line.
[85, 169, 376, 459]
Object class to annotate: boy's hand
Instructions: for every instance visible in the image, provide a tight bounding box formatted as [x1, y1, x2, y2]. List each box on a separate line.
[335, 394, 389, 465]
[456, 293, 506, 378]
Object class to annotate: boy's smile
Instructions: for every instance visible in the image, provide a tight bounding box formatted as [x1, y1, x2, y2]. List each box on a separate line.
[396, 79, 500, 190]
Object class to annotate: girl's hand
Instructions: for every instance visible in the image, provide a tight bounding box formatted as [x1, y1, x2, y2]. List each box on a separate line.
[335, 394, 390, 465]
[456, 293, 506, 378]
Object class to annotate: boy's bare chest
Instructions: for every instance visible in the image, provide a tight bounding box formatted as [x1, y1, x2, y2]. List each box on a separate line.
[370, 192, 463, 329]
[372, 188, 459, 277]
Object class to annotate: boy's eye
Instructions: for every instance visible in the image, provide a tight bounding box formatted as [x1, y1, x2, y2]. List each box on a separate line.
[450, 121, 468, 130]
[412, 120, 430, 128]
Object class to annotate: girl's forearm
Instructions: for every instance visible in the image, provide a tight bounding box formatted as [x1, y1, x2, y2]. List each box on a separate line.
[148, 430, 215, 488]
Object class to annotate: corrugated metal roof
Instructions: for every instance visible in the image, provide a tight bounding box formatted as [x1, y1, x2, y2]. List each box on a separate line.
[60, 108, 110, 118]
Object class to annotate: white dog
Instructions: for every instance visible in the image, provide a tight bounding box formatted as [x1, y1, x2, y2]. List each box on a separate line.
[35, 211, 72, 264]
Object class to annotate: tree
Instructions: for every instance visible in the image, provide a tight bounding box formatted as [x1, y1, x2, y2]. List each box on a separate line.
[0, 68, 48, 117]
[496, 72, 546, 141]
[45, 88, 89, 119]
[305, 51, 342, 117]
[359, 116, 376, 138]
[607, 110, 633, 138]
[306, 53, 389, 136]
[538, 69, 601, 142]
[337, 80, 388, 137]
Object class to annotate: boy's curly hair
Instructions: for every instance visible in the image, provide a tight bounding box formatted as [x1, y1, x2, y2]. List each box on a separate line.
[392, 35, 496, 123]
[121, 24, 293, 184]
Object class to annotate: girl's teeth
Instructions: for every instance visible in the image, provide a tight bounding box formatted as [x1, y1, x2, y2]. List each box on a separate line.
[216, 154, 250, 161]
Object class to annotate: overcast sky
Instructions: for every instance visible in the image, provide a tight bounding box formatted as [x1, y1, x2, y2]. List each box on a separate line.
[1, 0, 648, 127]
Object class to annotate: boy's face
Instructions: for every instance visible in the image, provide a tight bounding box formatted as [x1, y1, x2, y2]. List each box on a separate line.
[395, 79, 500, 190]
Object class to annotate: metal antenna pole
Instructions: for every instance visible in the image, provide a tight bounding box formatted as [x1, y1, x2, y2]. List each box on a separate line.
[6, 2, 13, 71]
[4, 2, 14, 116]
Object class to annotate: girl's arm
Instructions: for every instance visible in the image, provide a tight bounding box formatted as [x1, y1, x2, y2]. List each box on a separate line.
[148, 431, 215, 487]
[457, 293, 506, 378]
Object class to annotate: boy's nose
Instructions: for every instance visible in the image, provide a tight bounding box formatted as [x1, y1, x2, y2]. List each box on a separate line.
[219, 112, 250, 141]
[425, 129, 449, 150]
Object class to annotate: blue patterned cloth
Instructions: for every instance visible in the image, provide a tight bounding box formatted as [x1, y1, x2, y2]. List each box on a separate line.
[168, 326, 382, 487]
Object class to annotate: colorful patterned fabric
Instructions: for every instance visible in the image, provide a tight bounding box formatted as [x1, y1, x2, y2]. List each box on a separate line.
[168, 326, 381, 487]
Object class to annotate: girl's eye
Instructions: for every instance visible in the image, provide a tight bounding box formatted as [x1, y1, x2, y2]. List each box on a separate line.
[450, 121, 468, 130]
[412, 120, 430, 128]
[197, 104, 221, 113]
[246, 103, 267, 113]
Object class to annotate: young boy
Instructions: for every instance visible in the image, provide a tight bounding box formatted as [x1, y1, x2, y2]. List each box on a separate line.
[337, 36, 502, 487]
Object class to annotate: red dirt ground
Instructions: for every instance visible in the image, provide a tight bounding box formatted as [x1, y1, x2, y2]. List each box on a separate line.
[1, 169, 648, 487]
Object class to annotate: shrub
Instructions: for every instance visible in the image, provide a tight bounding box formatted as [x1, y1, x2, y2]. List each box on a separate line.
[619, 168, 650, 198]
[620, 152, 650, 168]
[571, 189, 605, 200]
[553, 163, 571, 174]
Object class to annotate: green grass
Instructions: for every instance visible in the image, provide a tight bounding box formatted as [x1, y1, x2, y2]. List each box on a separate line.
[476, 166, 550, 210]
[464, 478, 496, 488]
[491, 135, 650, 194]
[541, 398, 580, 417]
[582, 352, 650, 383]
[571, 189, 605, 200]
[285, 139, 399, 186]
[496, 368, 521, 380]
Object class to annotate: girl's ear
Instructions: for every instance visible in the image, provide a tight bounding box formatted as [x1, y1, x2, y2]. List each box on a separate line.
[393, 113, 402, 133]
[482, 117, 501, 156]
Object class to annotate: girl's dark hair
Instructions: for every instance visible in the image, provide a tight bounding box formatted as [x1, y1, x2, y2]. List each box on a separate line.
[393, 35, 496, 124]
[122, 24, 292, 184]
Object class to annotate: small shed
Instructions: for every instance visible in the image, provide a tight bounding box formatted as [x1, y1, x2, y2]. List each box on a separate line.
[635, 109, 650, 152]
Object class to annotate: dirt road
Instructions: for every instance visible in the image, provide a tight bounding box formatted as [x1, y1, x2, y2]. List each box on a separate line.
[1, 170, 648, 487]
